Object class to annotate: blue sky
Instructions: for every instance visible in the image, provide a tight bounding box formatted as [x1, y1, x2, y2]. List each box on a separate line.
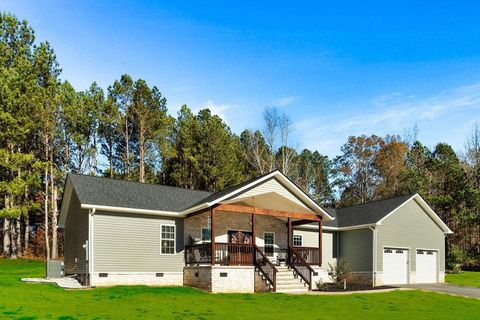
[3, 1, 480, 156]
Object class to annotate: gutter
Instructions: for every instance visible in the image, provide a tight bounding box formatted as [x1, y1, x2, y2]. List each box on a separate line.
[369, 226, 377, 287]
[81, 204, 181, 217]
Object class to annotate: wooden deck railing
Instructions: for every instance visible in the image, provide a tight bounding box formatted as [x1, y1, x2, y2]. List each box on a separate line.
[288, 245, 315, 290]
[185, 243, 212, 265]
[294, 246, 321, 266]
[254, 245, 277, 291]
[185, 243, 254, 266]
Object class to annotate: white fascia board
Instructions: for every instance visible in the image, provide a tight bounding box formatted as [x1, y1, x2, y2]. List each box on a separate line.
[274, 173, 334, 220]
[413, 194, 453, 234]
[80, 204, 181, 217]
[181, 170, 334, 221]
[58, 178, 73, 228]
[296, 223, 377, 231]
[376, 194, 453, 234]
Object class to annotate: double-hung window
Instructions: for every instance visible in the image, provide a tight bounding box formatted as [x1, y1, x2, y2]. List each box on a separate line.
[293, 234, 303, 247]
[161, 225, 175, 254]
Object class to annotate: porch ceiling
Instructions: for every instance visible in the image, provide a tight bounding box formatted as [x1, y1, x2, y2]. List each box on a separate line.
[221, 192, 318, 216]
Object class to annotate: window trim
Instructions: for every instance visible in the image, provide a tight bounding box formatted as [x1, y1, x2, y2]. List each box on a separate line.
[263, 232, 275, 257]
[160, 224, 176, 255]
[293, 234, 303, 247]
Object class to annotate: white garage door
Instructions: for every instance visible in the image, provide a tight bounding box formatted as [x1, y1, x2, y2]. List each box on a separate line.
[383, 248, 408, 285]
[416, 250, 437, 283]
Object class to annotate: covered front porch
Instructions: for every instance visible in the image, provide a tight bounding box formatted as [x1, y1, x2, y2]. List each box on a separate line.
[183, 203, 324, 292]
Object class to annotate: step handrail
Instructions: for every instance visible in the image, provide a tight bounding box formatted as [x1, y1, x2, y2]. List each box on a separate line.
[254, 245, 278, 292]
[288, 245, 315, 290]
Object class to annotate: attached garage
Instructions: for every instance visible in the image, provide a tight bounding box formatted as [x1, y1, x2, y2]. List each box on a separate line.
[382, 248, 409, 285]
[416, 249, 438, 283]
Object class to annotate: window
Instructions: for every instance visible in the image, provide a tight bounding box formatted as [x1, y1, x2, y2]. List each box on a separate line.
[201, 227, 211, 242]
[293, 234, 302, 247]
[160, 225, 175, 254]
[264, 232, 275, 257]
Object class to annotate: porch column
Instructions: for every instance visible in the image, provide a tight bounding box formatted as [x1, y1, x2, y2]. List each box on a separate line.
[252, 212, 256, 246]
[211, 206, 216, 265]
[287, 218, 292, 263]
[318, 219, 322, 267]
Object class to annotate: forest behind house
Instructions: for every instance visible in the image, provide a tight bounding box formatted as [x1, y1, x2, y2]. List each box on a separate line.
[1, 13, 479, 270]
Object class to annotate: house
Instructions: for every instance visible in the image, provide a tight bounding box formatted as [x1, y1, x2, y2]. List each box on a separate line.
[59, 170, 452, 293]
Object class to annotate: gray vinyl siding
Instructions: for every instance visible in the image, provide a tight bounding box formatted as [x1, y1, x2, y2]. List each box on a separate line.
[376, 199, 445, 272]
[92, 212, 184, 272]
[64, 191, 89, 275]
[339, 229, 373, 272]
[293, 229, 337, 269]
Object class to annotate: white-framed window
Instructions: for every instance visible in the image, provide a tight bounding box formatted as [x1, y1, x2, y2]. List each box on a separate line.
[160, 224, 175, 255]
[293, 234, 303, 247]
[201, 227, 211, 242]
[264, 232, 275, 257]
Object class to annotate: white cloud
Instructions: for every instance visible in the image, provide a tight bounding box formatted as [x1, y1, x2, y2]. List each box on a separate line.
[269, 96, 299, 107]
[296, 83, 480, 157]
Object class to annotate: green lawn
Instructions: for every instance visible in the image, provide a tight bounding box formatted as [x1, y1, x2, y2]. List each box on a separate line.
[446, 271, 480, 288]
[1, 259, 479, 320]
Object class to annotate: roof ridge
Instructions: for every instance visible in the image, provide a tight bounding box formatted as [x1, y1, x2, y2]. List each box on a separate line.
[68, 173, 212, 195]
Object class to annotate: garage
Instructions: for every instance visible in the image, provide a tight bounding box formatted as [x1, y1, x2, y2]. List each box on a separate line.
[416, 249, 438, 283]
[383, 248, 409, 285]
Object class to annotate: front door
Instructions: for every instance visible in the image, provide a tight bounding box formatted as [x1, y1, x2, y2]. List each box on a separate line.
[227, 230, 252, 265]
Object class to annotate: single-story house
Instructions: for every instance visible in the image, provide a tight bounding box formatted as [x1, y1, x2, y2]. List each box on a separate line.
[59, 170, 452, 293]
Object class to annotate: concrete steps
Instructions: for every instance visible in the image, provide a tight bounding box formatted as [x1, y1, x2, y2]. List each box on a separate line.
[275, 267, 309, 293]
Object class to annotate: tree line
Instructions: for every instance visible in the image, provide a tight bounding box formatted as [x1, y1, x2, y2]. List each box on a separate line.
[1, 13, 479, 269]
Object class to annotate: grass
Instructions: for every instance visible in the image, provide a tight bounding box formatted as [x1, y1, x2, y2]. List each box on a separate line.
[1, 259, 480, 319]
[446, 271, 480, 288]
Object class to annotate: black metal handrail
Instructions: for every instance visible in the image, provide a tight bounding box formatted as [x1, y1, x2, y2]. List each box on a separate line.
[288, 245, 314, 290]
[254, 245, 278, 292]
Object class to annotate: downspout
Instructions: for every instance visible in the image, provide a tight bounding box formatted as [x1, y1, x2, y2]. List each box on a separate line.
[88, 208, 96, 287]
[369, 226, 377, 287]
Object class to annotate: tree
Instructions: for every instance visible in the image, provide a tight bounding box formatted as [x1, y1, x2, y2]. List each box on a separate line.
[130, 79, 168, 183]
[374, 135, 408, 198]
[240, 129, 269, 176]
[334, 135, 384, 205]
[99, 97, 120, 178]
[108, 74, 135, 179]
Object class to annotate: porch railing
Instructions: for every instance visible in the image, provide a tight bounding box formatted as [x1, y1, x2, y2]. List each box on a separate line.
[294, 246, 321, 266]
[288, 245, 315, 290]
[185, 243, 211, 265]
[185, 243, 254, 266]
[254, 245, 277, 292]
[215, 243, 254, 265]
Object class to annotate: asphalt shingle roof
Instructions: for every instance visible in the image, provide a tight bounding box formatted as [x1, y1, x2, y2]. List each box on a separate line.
[68, 173, 212, 212]
[322, 194, 414, 228]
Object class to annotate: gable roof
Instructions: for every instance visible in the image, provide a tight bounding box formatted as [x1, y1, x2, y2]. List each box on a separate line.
[323, 194, 414, 228]
[182, 170, 334, 220]
[67, 173, 212, 212]
[305, 194, 452, 234]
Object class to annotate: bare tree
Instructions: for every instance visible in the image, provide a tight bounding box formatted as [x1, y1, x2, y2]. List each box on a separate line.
[279, 113, 297, 176]
[263, 107, 280, 172]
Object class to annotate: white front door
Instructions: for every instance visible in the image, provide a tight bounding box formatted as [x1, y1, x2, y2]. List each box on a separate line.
[416, 250, 437, 283]
[383, 248, 409, 285]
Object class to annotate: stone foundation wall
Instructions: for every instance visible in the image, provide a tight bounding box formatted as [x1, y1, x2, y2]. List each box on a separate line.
[91, 272, 183, 287]
[254, 269, 272, 292]
[183, 266, 212, 291]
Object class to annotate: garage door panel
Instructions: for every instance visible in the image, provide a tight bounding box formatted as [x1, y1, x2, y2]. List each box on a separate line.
[383, 248, 408, 285]
[416, 250, 437, 283]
